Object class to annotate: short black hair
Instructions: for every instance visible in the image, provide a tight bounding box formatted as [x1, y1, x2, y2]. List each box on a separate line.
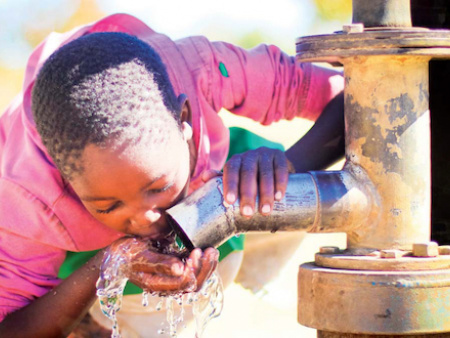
[32, 32, 181, 180]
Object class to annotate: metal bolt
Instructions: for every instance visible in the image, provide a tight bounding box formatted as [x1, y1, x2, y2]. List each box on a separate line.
[319, 246, 341, 254]
[342, 23, 364, 34]
[412, 242, 439, 257]
[380, 249, 402, 259]
[439, 245, 450, 255]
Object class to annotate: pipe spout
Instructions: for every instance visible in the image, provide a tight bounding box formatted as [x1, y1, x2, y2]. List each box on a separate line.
[166, 170, 373, 250]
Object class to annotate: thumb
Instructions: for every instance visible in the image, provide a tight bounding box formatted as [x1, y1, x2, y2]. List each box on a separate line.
[287, 159, 296, 174]
[201, 169, 223, 182]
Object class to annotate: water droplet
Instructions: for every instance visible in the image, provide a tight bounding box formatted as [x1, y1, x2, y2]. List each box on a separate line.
[142, 290, 149, 307]
[156, 299, 163, 311]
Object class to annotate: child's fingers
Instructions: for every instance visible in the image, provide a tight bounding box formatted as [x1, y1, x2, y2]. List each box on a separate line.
[193, 248, 220, 291]
[187, 248, 202, 270]
[222, 154, 242, 205]
[129, 248, 219, 294]
[131, 251, 185, 276]
[130, 270, 196, 293]
[237, 151, 258, 218]
[273, 150, 290, 201]
[258, 151, 275, 215]
[205, 247, 220, 273]
[224, 148, 289, 217]
[287, 158, 296, 174]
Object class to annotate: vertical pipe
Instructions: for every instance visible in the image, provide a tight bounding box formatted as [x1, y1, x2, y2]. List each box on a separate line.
[344, 55, 431, 250]
[352, 0, 412, 27]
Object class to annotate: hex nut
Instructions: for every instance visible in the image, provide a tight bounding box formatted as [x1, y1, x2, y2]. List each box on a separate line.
[319, 246, 341, 254]
[439, 245, 450, 255]
[342, 23, 364, 34]
[380, 249, 402, 259]
[412, 242, 439, 257]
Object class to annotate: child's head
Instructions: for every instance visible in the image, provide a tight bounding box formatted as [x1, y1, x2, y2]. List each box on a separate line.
[32, 32, 194, 237]
[32, 32, 183, 180]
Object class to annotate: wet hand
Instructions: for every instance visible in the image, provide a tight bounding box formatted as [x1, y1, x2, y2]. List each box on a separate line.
[186, 248, 219, 291]
[223, 147, 293, 217]
[108, 237, 219, 294]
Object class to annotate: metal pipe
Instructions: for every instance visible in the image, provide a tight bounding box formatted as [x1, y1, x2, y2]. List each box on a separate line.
[299, 263, 450, 335]
[344, 55, 431, 250]
[352, 0, 412, 28]
[294, 1, 450, 336]
[167, 174, 315, 250]
[308, 164, 375, 235]
[166, 170, 373, 250]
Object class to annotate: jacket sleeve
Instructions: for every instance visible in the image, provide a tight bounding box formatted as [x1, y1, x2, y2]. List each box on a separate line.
[192, 39, 344, 125]
[0, 178, 68, 321]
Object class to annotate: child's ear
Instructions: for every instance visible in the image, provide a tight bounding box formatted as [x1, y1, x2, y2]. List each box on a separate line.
[177, 94, 193, 141]
[178, 94, 192, 126]
[181, 121, 193, 141]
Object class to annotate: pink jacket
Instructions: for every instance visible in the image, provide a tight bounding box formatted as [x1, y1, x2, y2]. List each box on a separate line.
[0, 14, 343, 320]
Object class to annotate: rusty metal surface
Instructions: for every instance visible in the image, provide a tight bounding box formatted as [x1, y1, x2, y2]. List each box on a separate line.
[296, 30, 450, 63]
[344, 55, 431, 250]
[296, 53, 449, 334]
[352, 0, 412, 28]
[298, 263, 450, 334]
[294, 1, 450, 336]
[315, 250, 450, 271]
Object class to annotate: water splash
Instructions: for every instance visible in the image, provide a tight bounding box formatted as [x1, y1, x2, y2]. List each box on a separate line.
[96, 238, 223, 337]
[96, 241, 130, 338]
[192, 272, 224, 338]
[154, 273, 223, 338]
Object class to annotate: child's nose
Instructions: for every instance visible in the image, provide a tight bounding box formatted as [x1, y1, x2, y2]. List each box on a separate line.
[132, 208, 162, 227]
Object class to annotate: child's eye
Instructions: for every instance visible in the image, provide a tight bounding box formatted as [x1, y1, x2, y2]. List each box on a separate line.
[149, 183, 173, 194]
[96, 202, 120, 214]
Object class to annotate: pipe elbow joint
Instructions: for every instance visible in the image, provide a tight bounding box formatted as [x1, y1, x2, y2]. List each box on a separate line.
[308, 163, 378, 235]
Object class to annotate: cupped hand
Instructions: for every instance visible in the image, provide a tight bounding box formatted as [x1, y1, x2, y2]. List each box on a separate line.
[129, 247, 219, 294]
[222, 147, 293, 217]
[107, 237, 219, 294]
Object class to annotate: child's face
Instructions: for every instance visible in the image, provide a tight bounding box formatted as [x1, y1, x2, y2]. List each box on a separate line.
[69, 130, 191, 239]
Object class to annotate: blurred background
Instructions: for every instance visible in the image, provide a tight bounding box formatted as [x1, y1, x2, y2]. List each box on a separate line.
[0, 1, 351, 337]
[0, 0, 351, 113]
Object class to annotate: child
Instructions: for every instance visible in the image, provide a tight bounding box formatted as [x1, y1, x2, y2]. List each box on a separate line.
[0, 13, 344, 336]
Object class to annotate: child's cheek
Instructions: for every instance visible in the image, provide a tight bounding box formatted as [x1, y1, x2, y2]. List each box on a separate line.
[89, 208, 128, 233]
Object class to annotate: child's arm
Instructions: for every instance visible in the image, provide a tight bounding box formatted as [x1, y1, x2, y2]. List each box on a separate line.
[196, 39, 344, 125]
[285, 92, 345, 172]
[0, 250, 104, 337]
